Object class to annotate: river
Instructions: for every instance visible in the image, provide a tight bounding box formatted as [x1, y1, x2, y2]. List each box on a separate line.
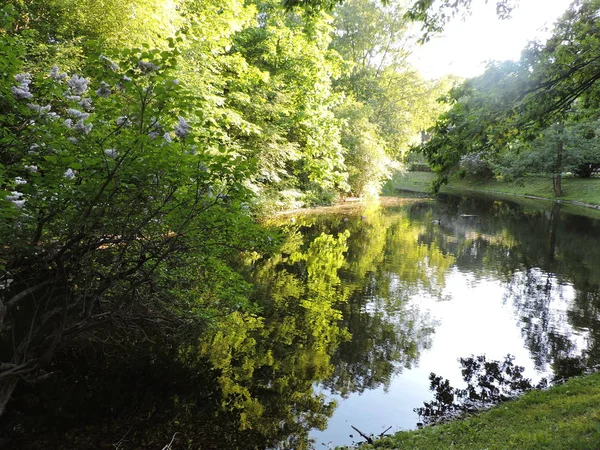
[4, 193, 600, 449]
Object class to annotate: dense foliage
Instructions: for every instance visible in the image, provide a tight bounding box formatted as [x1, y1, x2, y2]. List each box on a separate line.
[418, 0, 600, 195]
[0, 0, 450, 444]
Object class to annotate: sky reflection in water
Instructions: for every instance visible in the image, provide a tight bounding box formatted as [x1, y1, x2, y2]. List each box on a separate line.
[308, 195, 598, 448]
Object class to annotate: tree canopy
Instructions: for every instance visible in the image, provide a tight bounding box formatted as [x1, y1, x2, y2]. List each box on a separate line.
[417, 0, 600, 194]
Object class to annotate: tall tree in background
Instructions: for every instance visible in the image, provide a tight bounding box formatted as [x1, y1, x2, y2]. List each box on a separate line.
[331, 0, 452, 197]
[228, 0, 347, 207]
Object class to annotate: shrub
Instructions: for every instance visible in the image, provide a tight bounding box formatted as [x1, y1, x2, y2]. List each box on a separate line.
[0, 39, 265, 414]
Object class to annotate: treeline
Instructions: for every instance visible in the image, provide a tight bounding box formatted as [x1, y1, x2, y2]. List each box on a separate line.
[419, 0, 600, 195]
[4, 0, 449, 205]
[0, 0, 448, 423]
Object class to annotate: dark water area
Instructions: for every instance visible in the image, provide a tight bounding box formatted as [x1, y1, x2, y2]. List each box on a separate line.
[3, 193, 600, 449]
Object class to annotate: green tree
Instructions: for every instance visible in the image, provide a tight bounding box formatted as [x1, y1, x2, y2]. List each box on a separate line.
[283, 0, 518, 36]
[0, 30, 267, 414]
[335, 98, 390, 197]
[180, 229, 352, 449]
[222, 0, 347, 207]
[264, 207, 449, 396]
[404, 0, 518, 41]
[419, 0, 600, 192]
[330, 0, 451, 197]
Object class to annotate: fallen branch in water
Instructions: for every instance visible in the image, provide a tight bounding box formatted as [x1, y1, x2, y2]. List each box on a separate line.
[113, 426, 133, 449]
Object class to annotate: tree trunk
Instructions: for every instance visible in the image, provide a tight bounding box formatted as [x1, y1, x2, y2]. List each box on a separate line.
[553, 174, 562, 197]
[553, 129, 564, 197]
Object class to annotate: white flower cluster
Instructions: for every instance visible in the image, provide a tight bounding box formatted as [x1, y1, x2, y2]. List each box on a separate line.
[100, 55, 120, 72]
[73, 120, 93, 134]
[64, 108, 92, 134]
[67, 108, 90, 120]
[78, 97, 93, 111]
[6, 191, 26, 208]
[138, 60, 159, 73]
[64, 168, 76, 179]
[68, 75, 88, 95]
[147, 118, 163, 139]
[116, 116, 130, 127]
[49, 65, 67, 81]
[174, 116, 191, 139]
[12, 73, 33, 100]
[96, 81, 112, 98]
[27, 103, 51, 114]
[64, 74, 89, 101]
[26, 103, 59, 120]
[65, 119, 92, 134]
[104, 148, 118, 159]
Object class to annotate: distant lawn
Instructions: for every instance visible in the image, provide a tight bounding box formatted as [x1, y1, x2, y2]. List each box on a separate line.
[382, 171, 439, 194]
[347, 372, 600, 450]
[383, 171, 600, 207]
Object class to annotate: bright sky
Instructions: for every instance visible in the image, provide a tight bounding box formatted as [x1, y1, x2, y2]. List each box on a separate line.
[409, 0, 575, 79]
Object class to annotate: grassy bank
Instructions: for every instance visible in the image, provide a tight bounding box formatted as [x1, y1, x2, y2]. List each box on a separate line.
[383, 172, 600, 207]
[348, 372, 600, 450]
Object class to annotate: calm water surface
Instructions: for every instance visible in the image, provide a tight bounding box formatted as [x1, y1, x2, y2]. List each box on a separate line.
[5, 193, 600, 449]
[297, 194, 600, 448]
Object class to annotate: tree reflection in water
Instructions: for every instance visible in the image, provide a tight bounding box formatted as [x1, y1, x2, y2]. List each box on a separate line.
[3, 201, 440, 449]
[415, 354, 547, 426]
[5, 195, 600, 448]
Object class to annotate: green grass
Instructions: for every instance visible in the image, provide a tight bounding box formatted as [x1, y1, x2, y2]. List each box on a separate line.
[383, 171, 600, 208]
[350, 372, 600, 450]
[382, 171, 439, 195]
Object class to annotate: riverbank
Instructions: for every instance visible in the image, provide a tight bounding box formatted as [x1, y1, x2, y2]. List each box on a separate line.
[347, 372, 600, 450]
[383, 172, 600, 209]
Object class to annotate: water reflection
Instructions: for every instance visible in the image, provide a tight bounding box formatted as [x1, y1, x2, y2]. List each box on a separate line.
[186, 229, 353, 450]
[5, 194, 600, 449]
[312, 195, 600, 447]
[311, 205, 449, 397]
